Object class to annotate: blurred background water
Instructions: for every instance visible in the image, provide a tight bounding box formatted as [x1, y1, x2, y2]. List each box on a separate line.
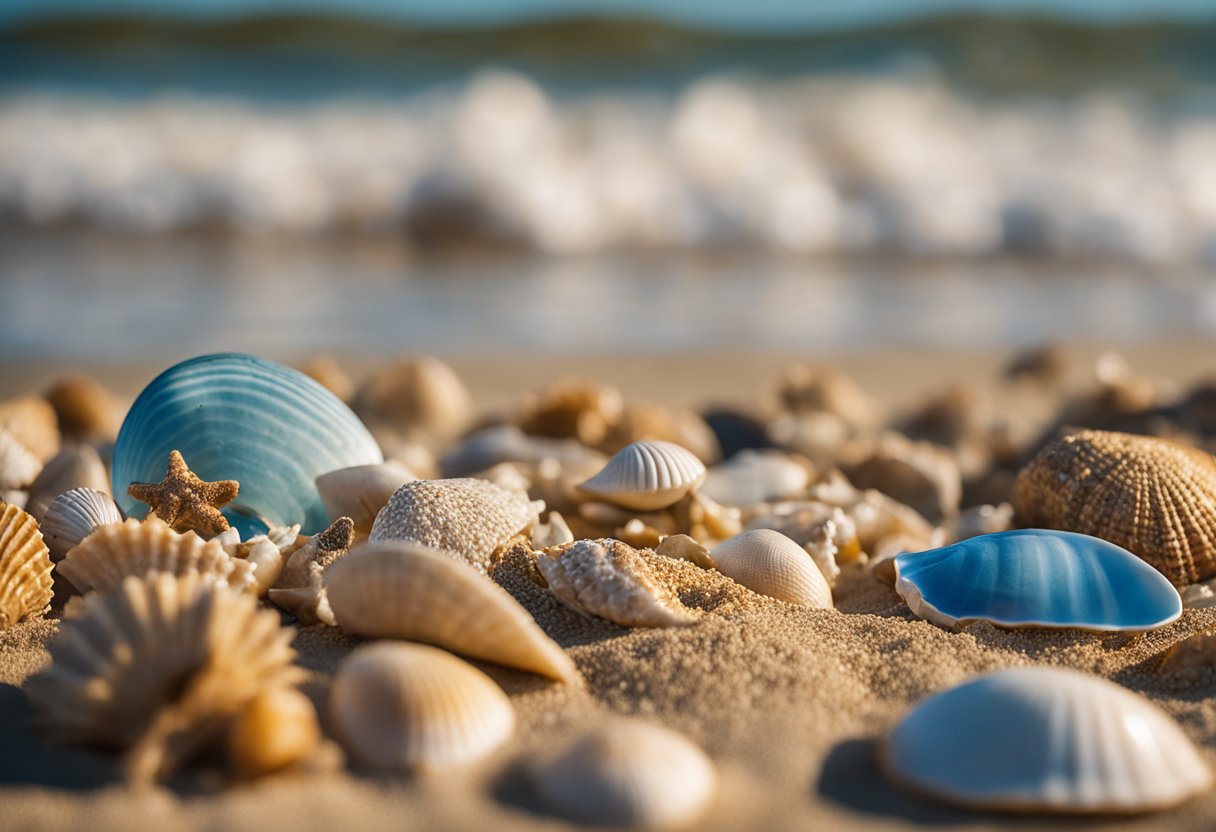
[2, 0, 1215, 360]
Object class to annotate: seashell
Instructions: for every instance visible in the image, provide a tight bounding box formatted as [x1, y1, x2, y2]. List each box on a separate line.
[470, 462, 532, 494]
[0, 503, 53, 628]
[531, 511, 574, 549]
[881, 666, 1213, 813]
[516, 376, 624, 447]
[767, 411, 851, 471]
[112, 353, 383, 536]
[327, 540, 578, 683]
[531, 720, 716, 829]
[228, 686, 322, 779]
[0, 429, 41, 490]
[746, 500, 865, 563]
[353, 356, 473, 446]
[711, 529, 832, 608]
[1, 490, 28, 509]
[41, 487, 124, 562]
[600, 401, 721, 464]
[536, 538, 697, 627]
[369, 477, 543, 575]
[841, 432, 961, 523]
[654, 534, 716, 570]
[775, 364, 875, 430]
[26, 444, 110, 520]
[699, 449, 811, 508]
[1013, 429, 1216, 586]
[803, 519, 842, 587]
[57, 517, 256, 595]
[577, 440, 706, 512]
[301, 354, 354, 402]
[947, 502, 1014, 543]
[893, 529, 1182, 632]
[441, 424, 607, 478]
[268, 516, 355, 625]
[315, 463, 416, 534]
[43, 375, 123, 443]
[216, 523, 302, 597]
[329, 642, 514, 772]
[26, 572, 303, 784]
[0, 394, 60, 463]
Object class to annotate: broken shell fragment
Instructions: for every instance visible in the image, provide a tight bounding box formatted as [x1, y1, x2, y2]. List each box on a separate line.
[711, 529, 832, 608]
[577, 440, 707, 512]
[0, 429, 41, 491]
[0, 502, 54, 628]
[268, 516, 355, 625]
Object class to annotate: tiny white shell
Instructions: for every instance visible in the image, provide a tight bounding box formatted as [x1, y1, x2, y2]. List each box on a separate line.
[711, 529, 833, 607]
[577, 440, 706, 511]
[40, 487, 123, 562]
[315, 463, 416, 533]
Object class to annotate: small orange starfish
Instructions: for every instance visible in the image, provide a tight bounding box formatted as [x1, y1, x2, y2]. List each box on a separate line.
[127, 450, 239, 538]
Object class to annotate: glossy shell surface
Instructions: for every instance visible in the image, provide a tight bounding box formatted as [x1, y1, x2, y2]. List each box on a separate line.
[577, 440, 707, 511]
[711, 529, 832, 608]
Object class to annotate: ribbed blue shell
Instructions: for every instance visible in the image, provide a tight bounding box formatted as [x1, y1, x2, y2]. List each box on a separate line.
[112, 353, 383, 536]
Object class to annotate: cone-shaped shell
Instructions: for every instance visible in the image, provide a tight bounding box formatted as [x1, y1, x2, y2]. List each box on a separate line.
[711, 529, 833, 608]
[25, 572, 303, 783]
[893, 529, 1181, 632]
[112, 353, 383, 536]
[1013, 429, 1216, 586]
[0, 503, 53, 628]
[0, 428, 41, 490]
[327, 540, 578, 683]
[881, 666, 1213, 813]
[577, 440, 707, 511]
[316, 463, 416, 532]
[536, 538, 698, 627]
[57, 517, 256, 595]
[27, 444, 110, 519]
[369, 477, 543, 575]
[532, 721, 717, 829]
[41, 487, 124, 562]
[330, 642, 514, 772]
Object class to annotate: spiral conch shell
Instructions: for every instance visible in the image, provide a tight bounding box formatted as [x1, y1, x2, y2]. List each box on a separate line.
[0, 503, 54, 628]
[40, 487, 124, 562]
[577, 440, 707, 512]
[710, 529, 833, 608]
[26, 572, 303, 783]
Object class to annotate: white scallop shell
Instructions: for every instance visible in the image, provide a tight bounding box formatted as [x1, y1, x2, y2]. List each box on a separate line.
[41, 487, 123, 562]
[711, 529, 833, 608]
[577, 440, 707, 511]
[699, 450, 811, 508]
[0, 502, 53, 628]
[882, 666, 1213, 813]
[327, 540, 578, 683]
[0, 428, 41, 490]
[329, 642, 514, 772]
[531, 720, 717, 829]
[26, 444, 110, 520]
[315, 463, 416, 533]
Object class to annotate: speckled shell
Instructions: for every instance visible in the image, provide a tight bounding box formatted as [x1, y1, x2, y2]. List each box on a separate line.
[327, 540, 578, 683]
[57, 517, 256, 595]
[27, 444, 110, 519]
[330, 642, 514, 772]
[881, 666, 1213, 813]
[41, 487, 124, 562]
[711, 529, 832, 608]
[532, 721, 717, 829]
[112, 353, 383, 536]
[577, 440, 707, 512]
[0, 503, 53, 628]
[369, 477, 544, 575]
[699, 450, 811, 508]
[26, 572, 303, 784]
[894, 529, 1181, 632]
[315, 463, 416, 533]
[536, 539, 697, 628]
[0, 428, 41, 490]
[1013, 429, 1216, 586]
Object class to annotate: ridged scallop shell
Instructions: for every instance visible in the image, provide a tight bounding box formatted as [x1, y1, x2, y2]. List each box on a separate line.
[41, 487, 124, 562]
[26, 572, 303, 783]
[57, 517, 256, 595]
[881, 666, 1213, 813]
[327, 540, 578, 683]
[1013, 429, 1216, 586]
[228, 686, 322, 779]
[577, 440, 707, 512]
[369, 477, 544, 575]
[710, 529, 832, 608]
[0, 503, 53, 628]
[112, 353, 383, 537]
[531, 721, 717, 829]
[894, 529, 1181, 632]
[27, 444, 110, 520]
[330, 642, 514, 772]
[0, 428, 41, 490]
[536, 538, 698, 628]
[315, 463, 416, 533]
[699, 450, 811, 508]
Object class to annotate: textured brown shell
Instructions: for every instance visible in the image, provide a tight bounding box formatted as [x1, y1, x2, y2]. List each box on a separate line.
[0, 503, 53, 628]
[1013, 430, 1216, 586]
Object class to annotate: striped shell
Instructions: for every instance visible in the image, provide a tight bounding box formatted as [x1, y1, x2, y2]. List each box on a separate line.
[882, 666, 1213, 813]
[57, 517, 256, 595]
[26, 572, 303, 784]
[112, 353, 383, 536]
[531, 721, 717, 829]
[41, 487, 124, 562]
[329, 642, 514, 772]
[578, 440, 707, 511]
[710, 529, 833, 608]
[0, 503, 53, 628]
[536, 538, 698, 627]
[0, 428, 41, 490]
[327, 540, 578, 683]
[315, 463, 416, 533]
[27, 444, 110, 520]
[1013, 429, 1216, 586]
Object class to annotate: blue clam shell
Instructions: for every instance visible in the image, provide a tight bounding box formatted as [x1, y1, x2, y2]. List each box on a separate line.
[113, 353, 383, 536]
[893, 529, 1182, 632]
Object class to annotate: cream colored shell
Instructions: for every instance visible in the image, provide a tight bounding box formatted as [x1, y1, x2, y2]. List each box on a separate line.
[268, 517, 355, 625]
[315, 463, 416, 533]
[700, 449, 811, 508]
[329, 642, 514, 772]
[40, 487, 123, 562]
[327, 540, 578, 683]
[577, 440, 707, 511]
[711, 529, 833, 608]
[27, 444, 110, 520]
[0, 502, 53, 628]
[0, 428, 41, 490]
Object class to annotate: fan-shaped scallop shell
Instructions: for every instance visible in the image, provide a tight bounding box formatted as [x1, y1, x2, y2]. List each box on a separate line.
[330, 642, 514, 772]
[1013, 429, 1216, 586]
[327, 540, 578, 683]
[112, 353, 383, 537]
[25, 572, 303, 783]
[41, 487, 124, 562]
[531, 720, 717, 829]
[577, 440, 707, 512]
[369, 477, 544, 575]
[57, 517, 256, 595]
[536, 538, 697, 627]
[0, 503, 53, 628]
[881, 666, 1213, 813]
[0, 428, 41, 490]
[710, 529, 833, 608]
[893, 529, 1181, 632]
[315, 463, 416, 533]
